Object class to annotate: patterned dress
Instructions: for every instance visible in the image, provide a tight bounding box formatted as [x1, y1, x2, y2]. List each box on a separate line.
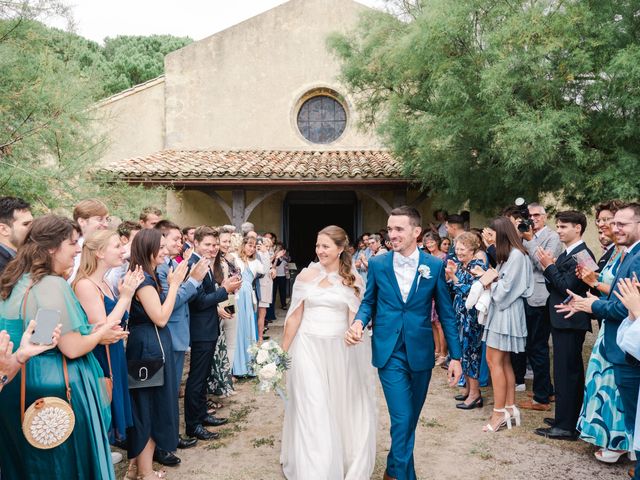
[207, 258, 235, 396]
[577, 248, 631, 450]
[449, 258, 487, 379]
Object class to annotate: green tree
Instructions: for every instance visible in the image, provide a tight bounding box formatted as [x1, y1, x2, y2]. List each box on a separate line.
[0, 14, 164, 217]
[329, 0, 640, 212]
[100, 35, 192, 96]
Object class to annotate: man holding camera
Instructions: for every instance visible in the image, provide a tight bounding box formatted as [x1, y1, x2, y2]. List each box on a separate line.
[517, 203, 563, 412]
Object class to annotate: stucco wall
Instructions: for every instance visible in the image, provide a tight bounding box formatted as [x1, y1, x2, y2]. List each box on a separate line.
[163, 0, 381, 150]
[93, 78, 166, 166]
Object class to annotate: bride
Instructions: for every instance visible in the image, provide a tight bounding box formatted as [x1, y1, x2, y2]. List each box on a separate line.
[280, 225, 377, 480]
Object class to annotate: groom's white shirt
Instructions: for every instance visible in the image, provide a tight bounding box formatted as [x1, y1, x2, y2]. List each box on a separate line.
[392, 247, 420, 302]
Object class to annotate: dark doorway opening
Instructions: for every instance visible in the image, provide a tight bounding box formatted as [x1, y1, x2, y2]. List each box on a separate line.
[284, 191, 356, 270]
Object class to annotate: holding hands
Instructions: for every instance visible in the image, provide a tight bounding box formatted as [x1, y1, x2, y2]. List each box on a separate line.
[344, 320, 363, 345]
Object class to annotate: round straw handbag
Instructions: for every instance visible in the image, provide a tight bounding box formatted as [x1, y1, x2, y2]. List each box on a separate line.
[20, 283, 75, 449]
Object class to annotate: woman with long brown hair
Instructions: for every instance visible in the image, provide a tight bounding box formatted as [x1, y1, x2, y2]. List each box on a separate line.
[73, 230, 144, 453]
[208, 228, 239, 397]
[280, 225, 376, 479]
[124, 228, 188, 480]
[478, 217, 534, 433]
[0, 215, 125, 479]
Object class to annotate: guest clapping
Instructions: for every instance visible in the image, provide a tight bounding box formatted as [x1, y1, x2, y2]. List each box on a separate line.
[479, 217, 534, 432]
[445, 233, 488, 409]
[73, 230, 144, 450]
[125, 228, 189, 480]
[0, 215, 125, 479]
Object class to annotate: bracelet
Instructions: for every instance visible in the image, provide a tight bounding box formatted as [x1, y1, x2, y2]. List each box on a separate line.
[14, 349, 27, 365]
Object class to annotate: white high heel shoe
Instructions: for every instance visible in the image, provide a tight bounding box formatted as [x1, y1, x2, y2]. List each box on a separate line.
[483, 408, 512, 432]
[506, 404, 521, 427]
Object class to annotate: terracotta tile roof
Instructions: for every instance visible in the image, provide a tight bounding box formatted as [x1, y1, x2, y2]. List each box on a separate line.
[98, 149, 407, 185]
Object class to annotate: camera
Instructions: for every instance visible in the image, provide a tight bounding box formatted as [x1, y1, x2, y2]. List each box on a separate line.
[514, 198, 534, 233]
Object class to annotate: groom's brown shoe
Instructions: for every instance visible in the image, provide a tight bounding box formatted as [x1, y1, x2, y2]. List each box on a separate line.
[383, 471, 397, 480]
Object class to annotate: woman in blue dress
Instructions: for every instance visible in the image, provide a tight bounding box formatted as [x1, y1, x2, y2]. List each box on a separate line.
[232, 236, 264, 376]
[445, 232, 487, 409]
[576, 202, 632, 463]
[0, 215, 125, 479]
[73, 230, 145, 447]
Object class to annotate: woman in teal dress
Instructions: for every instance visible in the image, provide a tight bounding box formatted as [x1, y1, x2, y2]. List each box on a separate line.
[576, 202, 632, 462]
[0, 215, 126, 479]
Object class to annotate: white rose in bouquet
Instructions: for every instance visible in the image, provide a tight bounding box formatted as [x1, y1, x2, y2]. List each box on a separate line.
[259, 362, 277, 382]
[260, 341, 272, 351]
[256, 349, 270, 365]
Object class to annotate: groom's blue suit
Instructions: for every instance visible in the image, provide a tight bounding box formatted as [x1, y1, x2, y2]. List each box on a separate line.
[356, 249, 461, 480]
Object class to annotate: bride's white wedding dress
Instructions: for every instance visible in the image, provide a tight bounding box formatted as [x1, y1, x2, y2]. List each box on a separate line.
[280, 263, 377, 480]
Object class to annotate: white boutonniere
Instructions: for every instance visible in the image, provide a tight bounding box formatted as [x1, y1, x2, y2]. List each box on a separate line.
[418, 265, 432, 279]
[416, 264, 432, 292]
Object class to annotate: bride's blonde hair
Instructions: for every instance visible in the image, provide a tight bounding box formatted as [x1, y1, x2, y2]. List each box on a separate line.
[318, 225, 359, 298]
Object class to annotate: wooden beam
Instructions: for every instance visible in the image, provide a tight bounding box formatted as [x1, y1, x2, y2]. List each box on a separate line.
[359, 190, 392, 215]
[231, 190, 245, 230]
[393, 190, 407, 208]
[410, 190, 430, 208]
[205, 190, 232, 223]
[244, 190, 281, 222]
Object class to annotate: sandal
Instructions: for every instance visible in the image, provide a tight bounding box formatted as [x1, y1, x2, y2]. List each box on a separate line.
[138, 470, 167, 479]
[207, 399, 223, 410]
[125, 463, 137, 480]
[594, 448, 627, 464]
[483, 408, 512, 433]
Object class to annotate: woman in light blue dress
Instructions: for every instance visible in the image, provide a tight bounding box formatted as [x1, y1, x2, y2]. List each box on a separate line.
[577, 235, 631, 461]
[232, 236, 264, 376]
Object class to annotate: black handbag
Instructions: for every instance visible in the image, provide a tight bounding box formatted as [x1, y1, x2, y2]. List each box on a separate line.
[128, 324, 165, 389]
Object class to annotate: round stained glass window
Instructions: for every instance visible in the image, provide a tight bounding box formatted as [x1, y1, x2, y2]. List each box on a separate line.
[297, 95, 347, 144]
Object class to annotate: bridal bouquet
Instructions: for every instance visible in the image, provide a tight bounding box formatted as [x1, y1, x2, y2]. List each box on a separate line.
[247, 340, 290, 400]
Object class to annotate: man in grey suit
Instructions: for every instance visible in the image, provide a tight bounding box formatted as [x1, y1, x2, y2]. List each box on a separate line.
[517, 203, 563, 411]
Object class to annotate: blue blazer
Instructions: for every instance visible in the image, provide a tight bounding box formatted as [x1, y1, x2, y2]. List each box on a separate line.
[356, 250, 462, 371]
[157, 260, 199, 352]
[593, 244, 640, 365]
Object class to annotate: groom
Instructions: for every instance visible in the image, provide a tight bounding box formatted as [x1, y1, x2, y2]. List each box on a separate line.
[346, 206, 462, 480]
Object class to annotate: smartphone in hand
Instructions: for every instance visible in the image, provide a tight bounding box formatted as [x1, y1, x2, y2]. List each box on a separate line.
[30, 309, 61, 345]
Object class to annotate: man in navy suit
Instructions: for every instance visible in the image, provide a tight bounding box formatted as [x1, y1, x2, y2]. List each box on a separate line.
[533, 211, 595, 440]
[346, 206, 462, 480]
[185, 227, 241, 441]
[558, 202, 640, 478]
